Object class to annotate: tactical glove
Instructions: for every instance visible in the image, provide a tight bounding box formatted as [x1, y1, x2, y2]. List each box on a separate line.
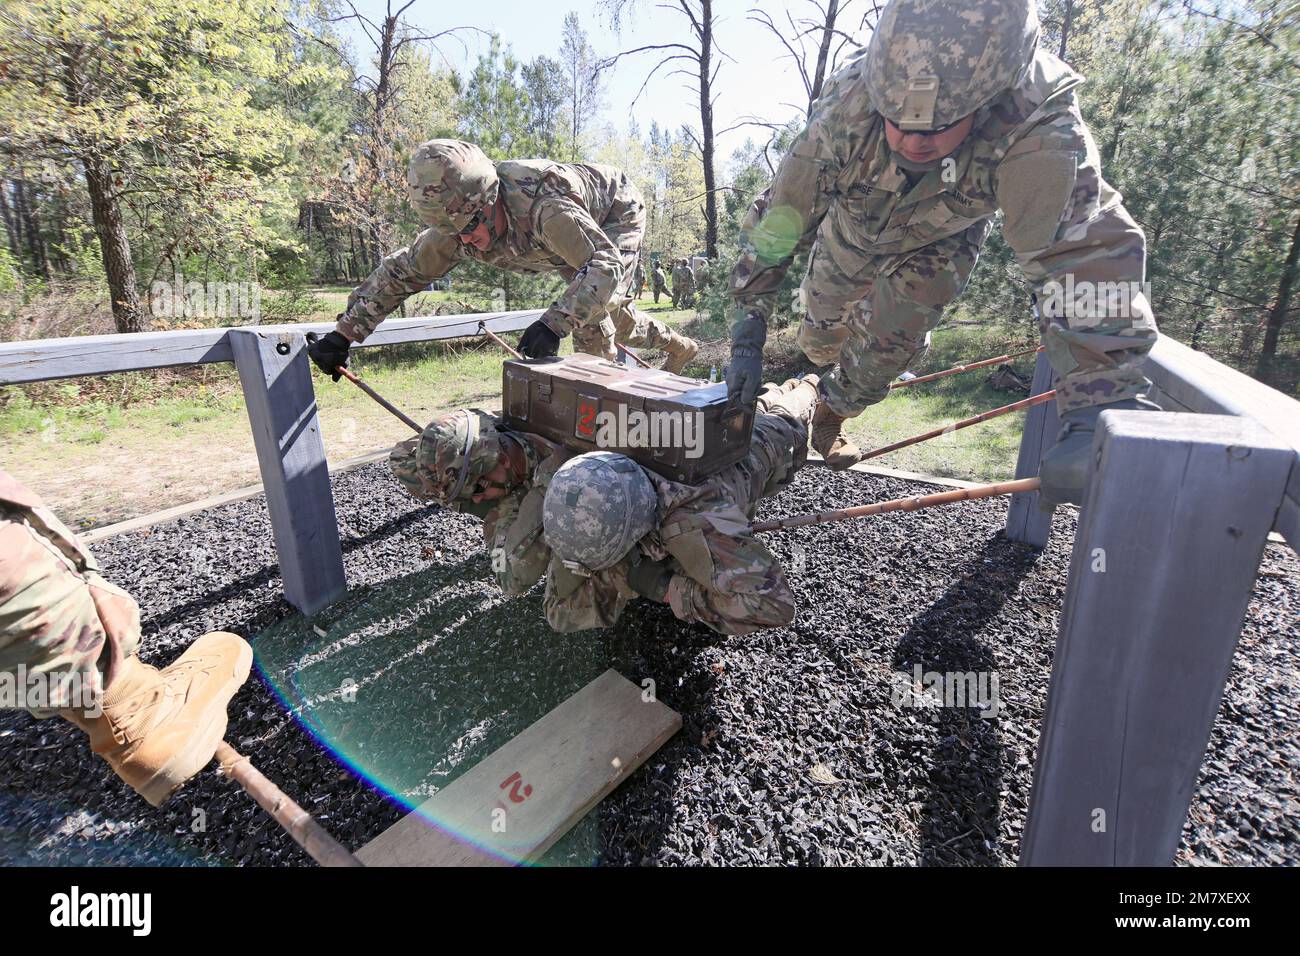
[1039, 397, 1160, 509]
[519, 316, 565, 359]
[727, 312, 767, 406]
[627, 553, 673, 602]
[306, 329, 352, 382]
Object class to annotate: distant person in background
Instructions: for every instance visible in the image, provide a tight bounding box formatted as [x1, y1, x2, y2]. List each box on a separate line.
[633, 257, 646, 299]
[652, 260, 668, 304]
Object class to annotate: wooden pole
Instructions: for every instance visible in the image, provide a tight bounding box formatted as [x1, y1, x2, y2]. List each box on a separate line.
[336, 366, 422, 434]
[619, 343, 653, 369]
[477, 320, 523, 360]
[888, 345, 1042, 389]
[857, 390, 1057, 463]
[751, 477, 1040, 533]
[216, 742, 362, 868]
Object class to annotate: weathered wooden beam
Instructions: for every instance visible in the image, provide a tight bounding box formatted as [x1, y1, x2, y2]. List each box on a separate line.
[1020, 411, 1294, 866]
[356, 669, 681, 866]
[1005, 350, 1060, 548]
[229, 329, 347, 616]
[0, 310, 541, 384]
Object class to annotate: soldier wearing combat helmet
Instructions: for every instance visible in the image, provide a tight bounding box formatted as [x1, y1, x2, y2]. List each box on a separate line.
[388, 377, 821, 636]
[308, 139, 699, 377]
[726, 0, 1159, 505]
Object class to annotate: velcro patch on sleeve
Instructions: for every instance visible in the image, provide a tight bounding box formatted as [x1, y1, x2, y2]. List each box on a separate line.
[997, 150, 1079, 255]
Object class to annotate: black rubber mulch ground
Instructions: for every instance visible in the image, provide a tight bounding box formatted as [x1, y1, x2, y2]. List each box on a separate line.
[0, 461, 1295, 866]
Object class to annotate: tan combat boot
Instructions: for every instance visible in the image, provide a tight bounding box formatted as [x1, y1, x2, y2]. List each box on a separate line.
[661, 332, 699, 375]
[811, 401, 862, 470]
[60, 631, 253, 806]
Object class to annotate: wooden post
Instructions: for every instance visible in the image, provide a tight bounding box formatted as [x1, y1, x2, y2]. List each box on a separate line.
[230, 329, 347, 616]
[1005, 350, 1060, 548]
[1020, 411, 1294, 866]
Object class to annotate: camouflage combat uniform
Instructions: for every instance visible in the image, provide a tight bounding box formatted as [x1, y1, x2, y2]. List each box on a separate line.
[0, 469, 141, 715]
[337, 159, 676, 360]
[491, 380, 815, 635]
[652, 263, 668, 304]
[729, 43, 1158, 417]
[633, 259, 646, 299]
[672, 260, 696, 309]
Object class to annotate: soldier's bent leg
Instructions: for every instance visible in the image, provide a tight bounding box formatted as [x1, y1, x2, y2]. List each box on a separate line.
[1, 476, 250, 805]
[823, 230, 983, 417]
[0, 513, 141, 715]
[572, 318, 618, 361]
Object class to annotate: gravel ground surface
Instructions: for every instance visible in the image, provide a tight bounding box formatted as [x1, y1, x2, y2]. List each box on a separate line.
[0, 461, 1295, 866]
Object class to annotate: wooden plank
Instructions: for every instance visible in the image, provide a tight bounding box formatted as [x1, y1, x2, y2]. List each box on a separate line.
[357, 669, 681, 866]
[1143, 336, 1300, 452]
[229, 329, 347, 616]
[1020, 411, 1294, 866]
[0, 310, 541, 384]
[1004, 350, 1060, 548]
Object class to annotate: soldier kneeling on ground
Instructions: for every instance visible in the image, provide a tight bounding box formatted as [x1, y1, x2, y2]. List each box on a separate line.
[0, 468, 252, 807]
[388, 377, 820, 635]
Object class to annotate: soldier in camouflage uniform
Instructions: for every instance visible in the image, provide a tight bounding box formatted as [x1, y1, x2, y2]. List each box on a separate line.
[309, 140, 698, 375]
[633, 257, 646, 299]
[388, 377, 819, 635]
[671, 258, 697, 310]
[652, 261, 668, 304]
[0, 468, 251, 806]
[726, 0, 1159, 504]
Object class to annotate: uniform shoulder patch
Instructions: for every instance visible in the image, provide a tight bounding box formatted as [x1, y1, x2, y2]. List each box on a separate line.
[996, 149, 1079, 255]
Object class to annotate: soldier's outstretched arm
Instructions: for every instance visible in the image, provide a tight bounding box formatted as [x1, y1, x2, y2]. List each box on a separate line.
[995, 102, 1159, 413]
[660, 509, 796, 635]
[532, 198, 627, 335]
[334, 228, 462, 344]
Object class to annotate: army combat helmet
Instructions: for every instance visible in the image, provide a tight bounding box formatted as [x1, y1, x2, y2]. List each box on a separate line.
[407, 139, 500, 233]
[542, 452, 658, 573]
[864, 0, 1040, 131]
[389, 409, 503, 507]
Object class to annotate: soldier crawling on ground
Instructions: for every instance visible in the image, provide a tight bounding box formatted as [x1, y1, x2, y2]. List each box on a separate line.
[307, 140, 699, 377]
[387, 377, 820, 636]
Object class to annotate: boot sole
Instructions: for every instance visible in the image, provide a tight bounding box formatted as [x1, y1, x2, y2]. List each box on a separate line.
[140, 639, 254, 807]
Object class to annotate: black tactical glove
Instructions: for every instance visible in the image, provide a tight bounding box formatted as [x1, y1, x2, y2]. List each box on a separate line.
[519, 318, 564, 359]
[306, 329, 352, 382]
[627, 553, 673, 602]
[727, 312, 767, 406]
[1039, 397, 1160, 509]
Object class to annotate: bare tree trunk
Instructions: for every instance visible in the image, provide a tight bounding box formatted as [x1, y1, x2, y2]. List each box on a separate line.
[15, 180, 52, 282]
[699, 0, 717, 259]
[1059, 0, 1075, 60]
[809, 0, 841, 110]
[83, 154, 144, 333]
[0, 182, 20, 263]
[1257, 212, 1300, 377]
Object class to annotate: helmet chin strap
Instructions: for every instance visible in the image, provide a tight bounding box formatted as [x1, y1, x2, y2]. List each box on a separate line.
[447, 410, 480, 501]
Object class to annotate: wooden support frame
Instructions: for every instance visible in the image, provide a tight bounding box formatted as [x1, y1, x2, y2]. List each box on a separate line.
[0, 312, 540, 614]
[1020, 411, 1294, 866]
[1004, 349, 1060, 548]
[229, 329, 347, 616]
